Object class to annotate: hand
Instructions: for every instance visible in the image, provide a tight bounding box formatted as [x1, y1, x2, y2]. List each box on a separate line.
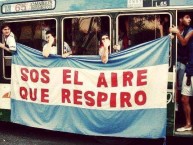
[103, 39, 110, 48]
[48, 35, 55, 45]
[0, 43, 5, 49]
[169, 25, 180, 34]
[113, 45, 121, 51]
[62, 52, 69, 58]
[169, 34, 175, 39]
[42, 47, 50, 58]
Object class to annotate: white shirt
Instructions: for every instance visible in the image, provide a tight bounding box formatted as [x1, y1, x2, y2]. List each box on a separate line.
[64, 42, 72, 52]
[4, 32, 16, 51]
[43, 44, 57, 55]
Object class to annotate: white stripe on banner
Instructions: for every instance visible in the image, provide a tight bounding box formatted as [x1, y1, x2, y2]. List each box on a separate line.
[11, 63, 167, 110]
[11, 36, 170, 138]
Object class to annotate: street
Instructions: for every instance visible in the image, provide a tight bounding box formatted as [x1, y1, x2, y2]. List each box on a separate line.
[0, 121, 167, 145]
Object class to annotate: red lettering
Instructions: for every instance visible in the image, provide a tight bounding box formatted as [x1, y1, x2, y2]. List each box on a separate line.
[137, 70, 147, 86]
[29, 88, 37, 101]
[41, 89, 49, 103]
[63, 69, 71, 84]
[74, 90, 82, 105]
[30, 69, 39, 83]
[97, 92, 108, 107]
[123, 71, 133, 86]
[61, 89, 71, 103]
[74, 71, 83, 85]
[20, 87, 49, 103]
[84, 91, 95, 106]
[111, 73, 118, 87]
[97, 73, 108, 87]
[41, 69, 50, 83]
[135, 91, 146, 105]
[110, 93, 117, 107]
[21, 68, 29, 81]
[120, 92, 132, 107]
[21, 68, 50, 84]
[20, 87, 28, 100]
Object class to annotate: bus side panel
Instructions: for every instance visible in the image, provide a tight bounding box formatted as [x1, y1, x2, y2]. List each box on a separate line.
[0, 109, 11, 122]
[167, 94, 175, 136]
[0, 45, 11, 122]
[166, 72, 175, 136]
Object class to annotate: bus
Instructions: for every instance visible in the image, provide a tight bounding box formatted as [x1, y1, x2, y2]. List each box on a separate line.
[0, 0, 193, 142]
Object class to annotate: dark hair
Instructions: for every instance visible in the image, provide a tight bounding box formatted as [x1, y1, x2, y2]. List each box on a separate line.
[178, 12, 191, 19]
[1, 23, 11, 31]
[46, 30, 56, 37]
[100, 32, 109, 40]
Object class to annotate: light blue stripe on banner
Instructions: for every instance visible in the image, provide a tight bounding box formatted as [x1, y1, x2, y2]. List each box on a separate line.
[11, 99, 166, 138]
[12, 35, 170, 70]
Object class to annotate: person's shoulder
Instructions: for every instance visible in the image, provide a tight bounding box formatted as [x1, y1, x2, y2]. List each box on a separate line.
[10, 32, 15, 37]
[7, 32, 15, 39]
[185, 27, 193, 37]
[64, 41, 70, 47]
[188, 27, 193, 32]
[43, 43, 48, 49]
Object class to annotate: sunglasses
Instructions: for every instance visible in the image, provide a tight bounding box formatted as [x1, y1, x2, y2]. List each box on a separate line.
[102, 36, 109, 40]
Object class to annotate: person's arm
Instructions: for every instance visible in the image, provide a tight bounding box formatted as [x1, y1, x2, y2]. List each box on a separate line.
[100, 46, 108, 64]
[42, 44, 51, 57]
[42, 35, 54, 57]
[62, 42, 72, 58]
[0, 43, 10, 52]
[0, 35, 16, 52]
[99, 38, 110, 64]
[170, 25, 193, 46]
[177, 30, 193, 46]
[62, 50, 72, 58]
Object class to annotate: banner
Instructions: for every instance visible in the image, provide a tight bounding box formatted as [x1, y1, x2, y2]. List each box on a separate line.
[11, 36, 170, 138]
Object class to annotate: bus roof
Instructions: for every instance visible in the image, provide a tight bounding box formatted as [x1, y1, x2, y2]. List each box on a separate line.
[0, 0, 193, 18]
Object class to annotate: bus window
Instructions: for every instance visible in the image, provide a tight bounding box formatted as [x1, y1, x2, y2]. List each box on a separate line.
[63, 16, 110, 55]
[116, 14, 170, 50]
[2, 19, 56, 79]
[10, 19, 56, 51]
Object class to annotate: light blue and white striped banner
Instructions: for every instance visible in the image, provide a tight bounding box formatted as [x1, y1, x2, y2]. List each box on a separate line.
[11, 35, 170, 138]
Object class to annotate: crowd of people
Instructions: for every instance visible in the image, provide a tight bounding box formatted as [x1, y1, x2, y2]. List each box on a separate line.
[0, 23, 109, 63]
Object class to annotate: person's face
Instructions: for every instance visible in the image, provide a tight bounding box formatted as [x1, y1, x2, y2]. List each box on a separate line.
[2, 26, 11, 37]
[101, 35, 109, 44]
[181, 15, 191, 26]
[46, 33, 53, 42]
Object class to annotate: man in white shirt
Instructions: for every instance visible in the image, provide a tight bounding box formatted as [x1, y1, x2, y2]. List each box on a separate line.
[0, 24, 16, 52]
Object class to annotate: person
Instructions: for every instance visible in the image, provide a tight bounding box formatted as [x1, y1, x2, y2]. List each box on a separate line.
[118, 17, 129, 50]
[62, 41, 72, 58]
[42, 30, 72, 58]
[118, 29, 129, 50]
[42, 30, 57, 57]
[173, 13, 189, 113]
[170, 12, 193, 132]
[0, 24, 16, 52]
[99, 33, 110, 63]
[156, 14, 170, 37]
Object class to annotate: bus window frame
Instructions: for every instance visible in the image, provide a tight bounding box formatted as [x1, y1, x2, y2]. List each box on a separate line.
[61, 14, 112, 56]
[1, 18, 58, 80]
[116, 12, 173, 68]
